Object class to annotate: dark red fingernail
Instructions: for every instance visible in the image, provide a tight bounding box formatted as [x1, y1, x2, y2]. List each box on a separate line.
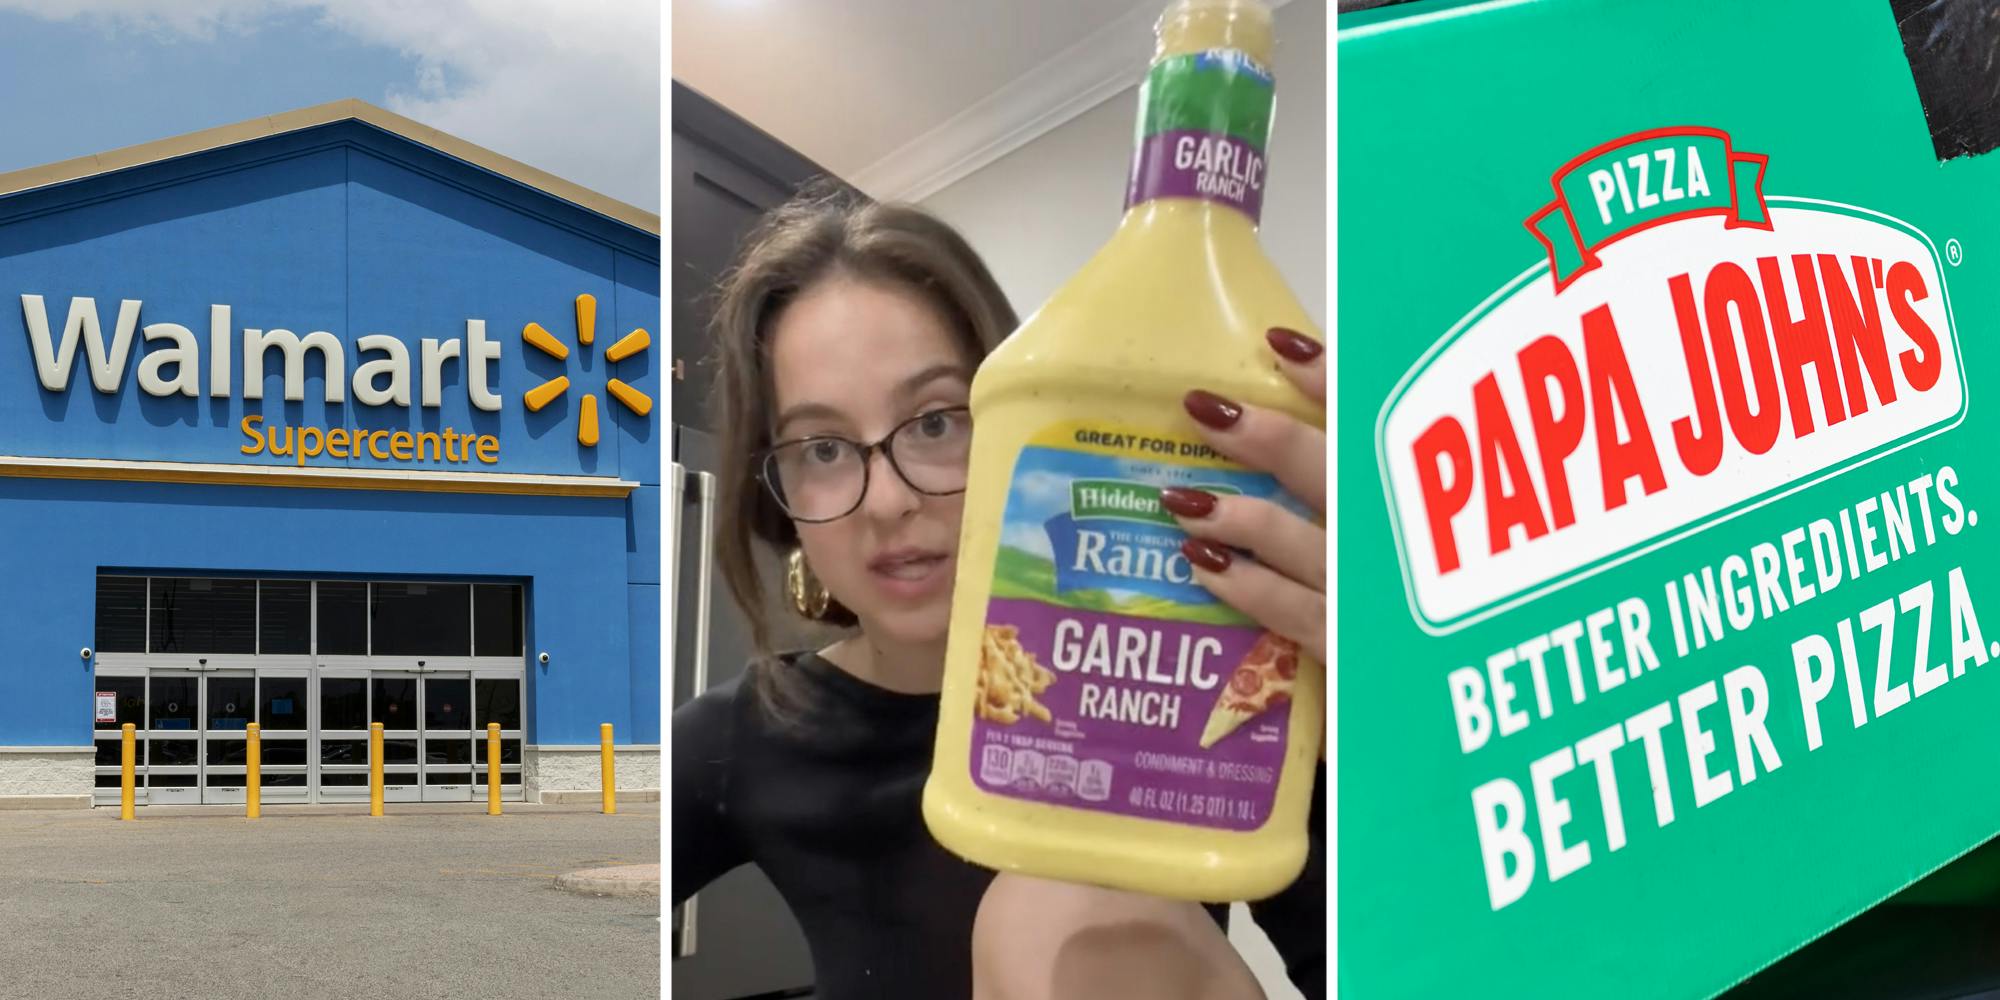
[1181, 538, 1233, 572]
[1159, 488, 1218, 519]
[1183, 390, 1242, 430]
[1266, 327, 1322, 363]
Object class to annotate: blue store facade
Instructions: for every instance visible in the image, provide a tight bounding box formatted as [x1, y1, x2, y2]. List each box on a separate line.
[0, 101, 661, 806]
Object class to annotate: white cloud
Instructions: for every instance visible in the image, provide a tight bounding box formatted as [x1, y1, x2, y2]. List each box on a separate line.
[1010, 469, 1071, 513]
[1001, 520, 1053, 561]
[0, 0, 661, 211]
[0, 0, 275, 38]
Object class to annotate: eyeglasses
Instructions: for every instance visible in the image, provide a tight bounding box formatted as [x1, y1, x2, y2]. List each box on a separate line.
[759, 406, 973, 523]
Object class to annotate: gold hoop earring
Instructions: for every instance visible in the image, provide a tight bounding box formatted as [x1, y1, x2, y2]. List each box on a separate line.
[786, 548, 832, 620]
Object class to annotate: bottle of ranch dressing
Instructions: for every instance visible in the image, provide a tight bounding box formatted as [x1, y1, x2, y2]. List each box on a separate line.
[924, 0, 1323, 902]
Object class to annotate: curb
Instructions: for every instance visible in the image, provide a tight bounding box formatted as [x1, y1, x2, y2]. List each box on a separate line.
[538, 789, 662, 805]
[555, 863, 660, 898]
[0, 795, 92, 811]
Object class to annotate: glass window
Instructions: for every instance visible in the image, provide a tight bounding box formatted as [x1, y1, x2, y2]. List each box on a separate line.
[425, 678, 470, 731]
[382, 739, 418, 765]
[206, 739, 247, 766]
[426, 739, 472, 765]
[95, 739, 144, 767]
[98, 577, 528, 658]
[473, 584, 523, 656]
[93, 676, 145, 730]
[95, 577, 147, 653]
[260, 741, 308, 766]
[316, 582, 368, 655]
[319, 678, 367, 731]
[371, 583, 470, 656]
[425, 772, 470, 785]
[149, 676, 198, 731]
[258, 580, 311, 655]
[150, 740, 197, 766]
[260, 676, 308, 730]
[475, 679, 522, 730]
[372, 677, 418, 729]
[260, 773, 307, 787]
[319, 774, 369, 787]
[207, 677, 254, 731]
[149, 578, 255, 654]
[320, 740, 369, 766]
[470, 736, 515, 767]
[148, 773, 196, 788]
[470, 736, 519, 765]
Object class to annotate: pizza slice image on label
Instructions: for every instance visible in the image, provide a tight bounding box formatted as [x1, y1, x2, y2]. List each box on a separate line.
[1198, 632, 1299, 748]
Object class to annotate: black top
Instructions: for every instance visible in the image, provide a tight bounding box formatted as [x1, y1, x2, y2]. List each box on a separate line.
[673, 653, 1326, 1000]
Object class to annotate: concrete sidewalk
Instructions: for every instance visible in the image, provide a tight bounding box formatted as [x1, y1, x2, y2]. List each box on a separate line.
[0, 801, 660, 1000]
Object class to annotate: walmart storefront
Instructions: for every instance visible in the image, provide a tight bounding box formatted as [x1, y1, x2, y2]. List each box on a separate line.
[0, 101, 660, 807]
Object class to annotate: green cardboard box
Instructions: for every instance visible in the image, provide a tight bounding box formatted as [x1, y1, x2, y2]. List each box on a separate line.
[1340, 1, 2000, 995]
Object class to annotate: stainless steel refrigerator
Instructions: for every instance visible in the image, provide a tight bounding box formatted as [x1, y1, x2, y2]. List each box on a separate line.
[669, 79, 839, 1000]
[670, 425, 817, 1000]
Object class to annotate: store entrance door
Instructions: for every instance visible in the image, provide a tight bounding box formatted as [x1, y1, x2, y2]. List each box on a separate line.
[145, 671, 201, 805]
[420, 673, 475, 801]
[254, 670, 312, 804]
[95, 576, 528, 808]
[200, 671, 255, 804]
[370, 672, 422, 802]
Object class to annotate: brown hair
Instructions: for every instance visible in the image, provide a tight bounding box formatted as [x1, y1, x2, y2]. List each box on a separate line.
[709, 180, 1018, 725]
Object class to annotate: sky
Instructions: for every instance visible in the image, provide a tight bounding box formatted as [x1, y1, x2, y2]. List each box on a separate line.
[0, 0, 661, 212]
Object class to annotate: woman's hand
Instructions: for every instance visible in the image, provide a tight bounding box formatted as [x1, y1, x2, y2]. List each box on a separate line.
[972, 873, 1267, 1000]
[1166, 326, 1326, 664]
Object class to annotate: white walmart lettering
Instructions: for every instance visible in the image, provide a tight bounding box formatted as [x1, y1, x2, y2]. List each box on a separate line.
[21, 295, 502, 411]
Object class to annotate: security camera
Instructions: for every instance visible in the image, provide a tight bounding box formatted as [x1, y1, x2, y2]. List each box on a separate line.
[538, 651, 551, 665]
[79, 647, 92, 660]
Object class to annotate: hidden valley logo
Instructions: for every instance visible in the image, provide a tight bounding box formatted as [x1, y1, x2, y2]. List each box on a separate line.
[992, 452, 1253, 626]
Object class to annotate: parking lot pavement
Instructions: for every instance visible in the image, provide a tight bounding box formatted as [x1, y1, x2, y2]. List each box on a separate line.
[0, 801, 660, 1000]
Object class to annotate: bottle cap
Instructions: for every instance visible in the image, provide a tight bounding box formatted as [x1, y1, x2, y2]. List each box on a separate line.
[1155, 0, 1275, 63]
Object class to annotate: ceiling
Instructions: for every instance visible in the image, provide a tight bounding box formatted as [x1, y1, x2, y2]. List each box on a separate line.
[671, 0, 1293, 200]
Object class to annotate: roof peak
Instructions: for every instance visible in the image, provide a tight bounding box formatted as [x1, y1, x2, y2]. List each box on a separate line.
[0, 98, 658, 237]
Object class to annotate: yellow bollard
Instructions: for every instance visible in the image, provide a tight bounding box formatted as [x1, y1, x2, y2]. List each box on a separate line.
[486, 722, 502, 816]
[119, 723, 135, 821]
[246, 723, 261, 820]
[369, 722, 384, 817]
[600, 722, 616, 815]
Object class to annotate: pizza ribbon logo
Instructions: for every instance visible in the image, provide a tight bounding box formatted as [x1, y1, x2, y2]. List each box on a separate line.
[1526, 126, 1771, 293]
[520, 293, 652, 447]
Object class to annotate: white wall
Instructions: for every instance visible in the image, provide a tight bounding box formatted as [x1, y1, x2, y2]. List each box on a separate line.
[922, 4, 1326, 997]
[924, 0, 1326, 328]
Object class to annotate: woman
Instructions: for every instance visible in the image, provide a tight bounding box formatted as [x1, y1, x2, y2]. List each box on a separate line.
[673, 182, 1326, 1000]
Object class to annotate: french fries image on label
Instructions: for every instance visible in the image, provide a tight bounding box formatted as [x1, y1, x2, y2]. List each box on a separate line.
[976, 624, 1056, 724]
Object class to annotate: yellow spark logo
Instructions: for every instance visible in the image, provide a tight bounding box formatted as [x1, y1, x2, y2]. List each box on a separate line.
[521, 293, 653, 447]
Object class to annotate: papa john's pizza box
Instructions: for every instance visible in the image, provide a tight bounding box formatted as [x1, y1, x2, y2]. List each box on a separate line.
[1340, 0, 2000, 996]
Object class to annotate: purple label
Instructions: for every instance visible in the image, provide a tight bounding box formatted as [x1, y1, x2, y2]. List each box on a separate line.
[1125, 129, 1268, 221]
[970, 597, 1288, 832]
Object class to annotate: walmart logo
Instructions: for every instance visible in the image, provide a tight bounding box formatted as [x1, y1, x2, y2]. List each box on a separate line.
[521, 293, 653, 447]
